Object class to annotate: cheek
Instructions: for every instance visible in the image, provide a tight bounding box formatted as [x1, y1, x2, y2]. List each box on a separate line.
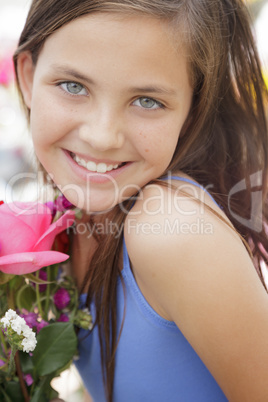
[30, 95, 72, 148]
[30, 94, 54, 144]
[136, 121, 180, 162]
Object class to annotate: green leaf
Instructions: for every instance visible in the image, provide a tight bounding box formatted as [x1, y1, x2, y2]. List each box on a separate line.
[0, 370, 8, 383]
[46, 384, 59, 400]
[16, 284, 36, 312]
[4, 381, 24, 402]
[0, 287, 8, 317]
[0, 385, 12, 402]
[23, 273, 54, 285]
[8, 276, 24, 291]
[31, 374, 59, 402]
[0, 272, 14, 285]
[30, 386, 49, 402]
[33, 322, 77, 376]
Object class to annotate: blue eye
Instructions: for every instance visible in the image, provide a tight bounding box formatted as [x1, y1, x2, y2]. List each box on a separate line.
[59, 81, 88, 96]
[133, 97, 164, 110]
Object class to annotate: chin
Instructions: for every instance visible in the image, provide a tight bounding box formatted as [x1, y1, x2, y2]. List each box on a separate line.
[76, 197, 119, 215]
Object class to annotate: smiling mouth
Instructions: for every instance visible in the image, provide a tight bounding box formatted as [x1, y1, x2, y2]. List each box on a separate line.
[70, 152, 126, 173]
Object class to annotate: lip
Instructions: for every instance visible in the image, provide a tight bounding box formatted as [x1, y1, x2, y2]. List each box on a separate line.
[63, 149, 133, 183]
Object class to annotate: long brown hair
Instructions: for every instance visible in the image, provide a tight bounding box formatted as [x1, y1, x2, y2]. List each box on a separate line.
[13, 1, 268, 400]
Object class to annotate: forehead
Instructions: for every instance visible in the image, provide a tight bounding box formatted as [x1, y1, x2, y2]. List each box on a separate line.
[35, 12, 191, 92]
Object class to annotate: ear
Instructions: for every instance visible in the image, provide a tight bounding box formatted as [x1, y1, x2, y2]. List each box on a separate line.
[16, 52, 35, 109]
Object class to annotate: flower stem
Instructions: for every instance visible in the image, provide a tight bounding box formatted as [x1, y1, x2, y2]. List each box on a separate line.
[0, 328, 8, 355]
[7, 345, 17, 377]
[44, 266, 51, 317]
[7, 283, 15, 310]
[35, 271, 44, 319]
[15, 352, 30, 402]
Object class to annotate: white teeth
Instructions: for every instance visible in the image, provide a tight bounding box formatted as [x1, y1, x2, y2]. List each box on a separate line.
[80, 159, 87, 168]
[97, 163, 107, 173]
[74, 155, 81, 165]
[87, 161, 97, 172]
[72, 153, 122, 173]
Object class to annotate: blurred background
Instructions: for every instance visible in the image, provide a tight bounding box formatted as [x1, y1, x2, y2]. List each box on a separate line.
[0, 0, 267, 400]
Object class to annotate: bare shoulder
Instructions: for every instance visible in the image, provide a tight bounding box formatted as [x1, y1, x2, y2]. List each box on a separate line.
[124, 173, 238, 319]
[124, 174, 268, 401]
[124, 172, 234, 267]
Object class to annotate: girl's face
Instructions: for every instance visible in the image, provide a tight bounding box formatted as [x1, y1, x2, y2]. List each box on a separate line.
[19, 13, 193, 212]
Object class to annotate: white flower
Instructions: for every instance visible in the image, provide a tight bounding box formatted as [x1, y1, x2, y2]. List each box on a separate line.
[21, 333, 37, 353]
[0, 309, 37, 353]
[10, 316, 27, 335]
[6, 309, 17, 321]
[0, 309, 17, 327]
[1, 317, 9, 328]
[22, 325, 32, 337]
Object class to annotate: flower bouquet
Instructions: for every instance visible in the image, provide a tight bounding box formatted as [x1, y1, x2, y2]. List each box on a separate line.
[0, 196, 91, 402]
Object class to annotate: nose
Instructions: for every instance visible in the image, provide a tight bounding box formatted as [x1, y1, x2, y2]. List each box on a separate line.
[78, 107, 125, 152]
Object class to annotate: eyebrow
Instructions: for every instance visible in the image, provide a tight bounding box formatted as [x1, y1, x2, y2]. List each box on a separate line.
[128, 86, 177, 97]
[50, 64, 178, 97]
[50, 64, 95, 85]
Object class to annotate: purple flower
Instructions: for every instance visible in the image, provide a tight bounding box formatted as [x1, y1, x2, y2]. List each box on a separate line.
[53, 288, 71, 310]
[55, 195, 74, 213]
[20, 311, 48, 333]
[36, 319, 49, 333]
[58, 313, 69, 322]
[32, 269, 47, 292]
[0, 359, 5, 367]
[38, 269, 47, 292]
[23, 373, 34, 386]
[20, 312, 38, 329]
[45, 195, 73, 219]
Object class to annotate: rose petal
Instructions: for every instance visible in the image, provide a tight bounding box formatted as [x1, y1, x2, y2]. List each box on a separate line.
[0, 202, 52, 239]
[0, 203, 52, 254]
[33, 210, 75, 252]
[0, 251, 70, 275]
[0, 213, 37, 254]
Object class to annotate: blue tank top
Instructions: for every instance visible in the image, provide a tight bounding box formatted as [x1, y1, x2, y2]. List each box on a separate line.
[75, 177, 227, 401]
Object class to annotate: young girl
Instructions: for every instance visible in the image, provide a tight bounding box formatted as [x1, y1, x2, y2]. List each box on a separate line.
[13, 0, 268, 401]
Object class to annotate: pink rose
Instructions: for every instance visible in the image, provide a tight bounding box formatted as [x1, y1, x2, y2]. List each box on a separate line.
[0, 202, 75, 275]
